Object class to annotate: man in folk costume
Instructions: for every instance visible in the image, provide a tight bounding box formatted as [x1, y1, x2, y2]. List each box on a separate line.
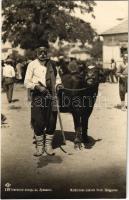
[116, 54, 128, 111]
[24, 46, 57, 156]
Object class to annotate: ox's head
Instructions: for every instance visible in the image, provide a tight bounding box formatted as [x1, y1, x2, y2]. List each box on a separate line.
[59, 59, 110, 89]
[59, 60, 85, 89]
[84, 65, 111, 87]
[84, 65, 100, 86]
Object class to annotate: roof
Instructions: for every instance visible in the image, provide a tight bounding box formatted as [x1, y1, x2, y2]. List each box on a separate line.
[101, 20, 128, 35]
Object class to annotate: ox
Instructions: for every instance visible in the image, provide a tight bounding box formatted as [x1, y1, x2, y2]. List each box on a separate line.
[57, 60, 109, 149]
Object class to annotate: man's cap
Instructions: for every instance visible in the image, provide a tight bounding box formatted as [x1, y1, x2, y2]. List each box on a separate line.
[5, 58, 13, 63]
[37, 46, 48, 53]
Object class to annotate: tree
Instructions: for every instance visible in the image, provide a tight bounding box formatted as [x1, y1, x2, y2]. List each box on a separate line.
[2, 0, 96, 50]
[90, 37, 103, 59]
[24, 49, 37, 60]
[7, 50, 25, 66]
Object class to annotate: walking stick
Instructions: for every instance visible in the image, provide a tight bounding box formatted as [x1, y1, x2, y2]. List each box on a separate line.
[48, 63, 66, 145]
[54, 96, 66, 145]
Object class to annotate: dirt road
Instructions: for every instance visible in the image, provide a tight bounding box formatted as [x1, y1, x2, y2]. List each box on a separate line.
[1, 83, 127, 198]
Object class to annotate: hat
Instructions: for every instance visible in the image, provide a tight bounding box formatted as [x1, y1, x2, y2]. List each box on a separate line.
[5, 58, 13, 63]
[38, 46, 48, 51]
[37, 46, 48, 54]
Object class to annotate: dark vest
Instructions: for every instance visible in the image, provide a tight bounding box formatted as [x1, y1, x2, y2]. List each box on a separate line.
[45, 60, 57, 93]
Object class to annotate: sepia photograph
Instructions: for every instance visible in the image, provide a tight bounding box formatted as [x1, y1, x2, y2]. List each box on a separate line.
[1, 0, 128, 199]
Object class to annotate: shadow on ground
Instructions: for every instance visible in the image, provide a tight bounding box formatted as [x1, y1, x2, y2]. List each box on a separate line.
[114, 104, 127, 110]
[9, 105, 22, 110]
[84, 137, 102, 149]
[37, 155, 63, 168]
[52, 130, 102, 149]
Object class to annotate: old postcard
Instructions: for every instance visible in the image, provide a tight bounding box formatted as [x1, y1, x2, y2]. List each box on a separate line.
[1, 0, 128, 199]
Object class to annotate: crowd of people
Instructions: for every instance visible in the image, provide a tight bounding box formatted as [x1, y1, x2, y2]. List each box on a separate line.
[1, 46, 128, 155]
[1, 58, 30, 101]
[1, 57, 29, 124]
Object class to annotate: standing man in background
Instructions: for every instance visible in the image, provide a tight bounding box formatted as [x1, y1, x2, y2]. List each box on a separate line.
[1, 60, 5, 92]
[15, 59, 23, 82]
[2, 58, 15, 103]
[24, 46, 57, 156]
[110, 59, 118, 83]
[116, 54, 128, 111]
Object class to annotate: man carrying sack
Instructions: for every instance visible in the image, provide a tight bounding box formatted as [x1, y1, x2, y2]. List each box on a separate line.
[24, 46, 57, 156]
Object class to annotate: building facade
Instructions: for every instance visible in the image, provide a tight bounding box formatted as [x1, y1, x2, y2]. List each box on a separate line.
[101, 20, 128, 68]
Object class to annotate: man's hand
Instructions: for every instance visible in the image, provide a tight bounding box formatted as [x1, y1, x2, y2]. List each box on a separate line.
[34, 85, 48, 94]
[120, 74, 125, 78]
[56, 84, 64, 91]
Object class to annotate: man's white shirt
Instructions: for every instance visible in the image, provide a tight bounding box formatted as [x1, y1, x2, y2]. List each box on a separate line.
[24, 59, 47, 90]
[3, 64, 15, 78]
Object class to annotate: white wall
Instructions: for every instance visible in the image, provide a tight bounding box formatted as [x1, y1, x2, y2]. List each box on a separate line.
[103, 45, 123, 68]
[75, 53, 90, 61]
[68, 53, 90, 61]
